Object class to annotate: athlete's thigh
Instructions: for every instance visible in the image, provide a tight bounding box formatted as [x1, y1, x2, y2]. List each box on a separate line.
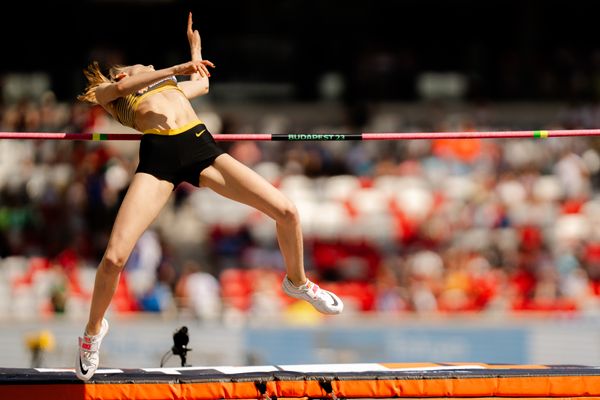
[107, 172, 174, 256]
[200, 154, 290, 219]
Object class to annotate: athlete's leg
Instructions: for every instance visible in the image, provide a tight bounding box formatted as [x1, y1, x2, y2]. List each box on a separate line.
[85, 173, 174, 335]
[200, 154, 306, 285]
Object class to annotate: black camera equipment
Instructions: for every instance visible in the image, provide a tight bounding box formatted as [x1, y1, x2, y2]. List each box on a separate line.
[160, 326, 192, 367]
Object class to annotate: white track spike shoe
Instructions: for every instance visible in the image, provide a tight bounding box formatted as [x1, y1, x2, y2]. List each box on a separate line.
[282, 276, 343, 315]
[75, 318, 109, 381]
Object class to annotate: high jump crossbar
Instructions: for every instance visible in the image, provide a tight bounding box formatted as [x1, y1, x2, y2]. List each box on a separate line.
[1, 129, 600, 141]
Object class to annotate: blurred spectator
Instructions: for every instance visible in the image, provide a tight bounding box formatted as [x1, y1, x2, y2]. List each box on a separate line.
[247, 268, 286, 322]
[175, 260, 221, 322]
[125, 230, 163, 304]
[2, 97, 600, 321]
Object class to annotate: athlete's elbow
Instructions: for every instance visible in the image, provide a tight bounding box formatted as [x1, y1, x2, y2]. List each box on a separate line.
[203, 85, 210, 95]
[185, 82, 209, 98]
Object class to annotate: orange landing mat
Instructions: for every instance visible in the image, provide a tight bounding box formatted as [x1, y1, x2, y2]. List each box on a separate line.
[2, 362, 600, 399]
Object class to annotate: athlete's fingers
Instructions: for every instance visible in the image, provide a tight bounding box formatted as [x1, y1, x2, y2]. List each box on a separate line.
[196, 62, 210, 77]
[199, 63, 211, 77]
[193, 64, 205, 77]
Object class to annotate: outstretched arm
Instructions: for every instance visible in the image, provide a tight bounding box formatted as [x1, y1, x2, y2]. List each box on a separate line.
[95, 60, 213, 106]
[178, 11, 213, 99]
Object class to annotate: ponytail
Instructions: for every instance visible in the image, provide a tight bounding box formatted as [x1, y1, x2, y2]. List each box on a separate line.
[77, 61, 111, 104]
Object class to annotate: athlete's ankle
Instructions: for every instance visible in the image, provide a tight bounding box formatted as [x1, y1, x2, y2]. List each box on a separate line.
[286, 275, 307, 287]
[85, 322, 102, 337]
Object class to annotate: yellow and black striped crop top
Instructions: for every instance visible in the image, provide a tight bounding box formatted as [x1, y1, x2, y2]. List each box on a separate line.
[111, 76, 184, 130]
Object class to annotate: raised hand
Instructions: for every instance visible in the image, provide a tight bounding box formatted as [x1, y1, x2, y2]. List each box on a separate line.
[187, 12, 202, 55]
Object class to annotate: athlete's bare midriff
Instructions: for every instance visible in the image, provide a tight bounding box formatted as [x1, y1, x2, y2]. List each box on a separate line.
[134, 89, 200, 132]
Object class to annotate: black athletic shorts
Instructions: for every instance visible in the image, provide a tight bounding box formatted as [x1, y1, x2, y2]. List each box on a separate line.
[135, 123, 225, 187]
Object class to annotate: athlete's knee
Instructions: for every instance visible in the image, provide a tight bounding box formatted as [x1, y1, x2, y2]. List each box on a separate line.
[102, 248, 128, 273]
[275, 199, 300, 225]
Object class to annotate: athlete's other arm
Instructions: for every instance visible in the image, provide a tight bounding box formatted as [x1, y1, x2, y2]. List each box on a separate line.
[179, 11, 214, 99]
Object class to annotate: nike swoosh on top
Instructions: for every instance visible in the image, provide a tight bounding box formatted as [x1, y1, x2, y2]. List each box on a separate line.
[79, 356, 89, 375]
[195, 129, 206, 137]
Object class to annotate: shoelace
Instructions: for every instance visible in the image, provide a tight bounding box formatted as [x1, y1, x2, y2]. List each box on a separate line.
[81, 349, 94, 362]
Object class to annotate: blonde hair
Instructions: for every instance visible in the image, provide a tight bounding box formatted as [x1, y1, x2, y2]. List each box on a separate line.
[77, 62, 128, 104]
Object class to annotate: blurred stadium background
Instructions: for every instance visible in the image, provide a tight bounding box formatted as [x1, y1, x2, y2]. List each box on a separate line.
[2, 0, 600, 368]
